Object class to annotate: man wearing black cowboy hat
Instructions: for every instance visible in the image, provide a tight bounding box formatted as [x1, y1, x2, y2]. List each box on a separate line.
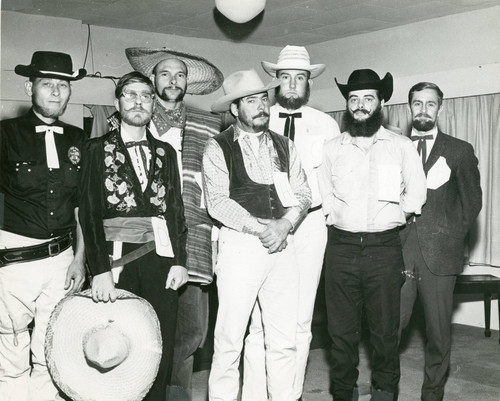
[318, 69, 427, 401]
[125, 47, 224, 398]
[0, 51, 87, 401]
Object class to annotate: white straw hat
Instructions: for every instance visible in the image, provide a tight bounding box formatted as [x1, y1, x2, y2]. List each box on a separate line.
[45, 289, 162, 401]
[125, 47, 224, 95]
[261, 45, 326, 79]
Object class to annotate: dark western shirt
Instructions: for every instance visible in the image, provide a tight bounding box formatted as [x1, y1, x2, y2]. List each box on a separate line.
[0, 109, 85, 239]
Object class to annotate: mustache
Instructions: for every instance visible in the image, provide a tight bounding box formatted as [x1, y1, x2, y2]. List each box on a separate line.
[254, 112, 269, 119]
[352, 108, 369, 114]
[416, 113, 432, 119]
[164, 85, 183, 91]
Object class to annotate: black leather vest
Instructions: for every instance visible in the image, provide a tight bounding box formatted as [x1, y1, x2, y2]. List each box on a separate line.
[214, 127, 290, 219]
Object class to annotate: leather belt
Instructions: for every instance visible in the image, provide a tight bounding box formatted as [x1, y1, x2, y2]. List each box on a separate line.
[0, 232, 73, 267]
[308, 204, 322, 214]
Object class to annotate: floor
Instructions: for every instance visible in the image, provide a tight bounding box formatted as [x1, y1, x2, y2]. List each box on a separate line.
[191, 324, 500, 401]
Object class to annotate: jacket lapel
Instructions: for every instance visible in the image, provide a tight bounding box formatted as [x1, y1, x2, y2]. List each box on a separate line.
[424, 131, 445, 175]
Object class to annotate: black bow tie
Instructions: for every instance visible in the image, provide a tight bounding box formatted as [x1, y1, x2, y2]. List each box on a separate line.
[410, 135, 433, 164]
[125, 140, 149, 148]
[410, 134, 433, 141]
[279, 112, 302, 141]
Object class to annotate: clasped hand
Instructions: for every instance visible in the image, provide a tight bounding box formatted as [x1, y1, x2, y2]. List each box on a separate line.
[257, 218, 292, 254]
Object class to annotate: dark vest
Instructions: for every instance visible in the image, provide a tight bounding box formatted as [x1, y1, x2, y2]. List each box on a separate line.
[214, 127, 290, 219]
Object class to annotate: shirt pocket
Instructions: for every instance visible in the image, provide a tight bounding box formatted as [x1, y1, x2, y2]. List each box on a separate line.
[331, 162, 358, 201]
[60, 161, 81, 189]
[7, 161, 43, 191]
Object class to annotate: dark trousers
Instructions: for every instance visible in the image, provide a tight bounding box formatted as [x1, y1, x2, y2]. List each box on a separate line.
[171, 283, 209, 396]
[399, 224, 456, 401]
[325, 227, 404, 401]
[117, 242, 179, 401]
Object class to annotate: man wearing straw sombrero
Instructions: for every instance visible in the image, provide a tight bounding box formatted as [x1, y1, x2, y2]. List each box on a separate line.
[125, 47, 224, 398]
[203, 69, 311, 401]
[79, 71, 188, 401]
[0, 51, 86, 401]
[242, 45, 341, 401]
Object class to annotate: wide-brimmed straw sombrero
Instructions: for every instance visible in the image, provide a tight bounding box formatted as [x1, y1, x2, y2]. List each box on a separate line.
[211, 69, 280, 113]
[45, 289, 162, 401]
[262, 45, 326, 79]
[125, 47, 224, 95]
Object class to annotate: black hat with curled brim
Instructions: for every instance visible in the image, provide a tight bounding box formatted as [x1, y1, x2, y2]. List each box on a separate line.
[335, 69, 393, 101]
[125, 47, 224, 95]
[15, 51, 86, 81]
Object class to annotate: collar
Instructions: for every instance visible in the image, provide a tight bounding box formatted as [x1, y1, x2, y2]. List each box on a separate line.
[120, 127, 147, 144]
[232, 125, 266, 142]
[411, 126, 438, 138]
[28, 108, 63, 127]
[274, 104, 305, 113]
[341, 126, 390, 145]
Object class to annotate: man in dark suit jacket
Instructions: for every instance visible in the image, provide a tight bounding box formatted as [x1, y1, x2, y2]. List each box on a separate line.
[399, 82, 482, 401]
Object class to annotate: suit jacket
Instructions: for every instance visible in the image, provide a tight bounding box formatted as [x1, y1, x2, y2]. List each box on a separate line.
[400, 131, 482, 275]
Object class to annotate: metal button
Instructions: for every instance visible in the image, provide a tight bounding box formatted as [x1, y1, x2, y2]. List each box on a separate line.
[50, 212, 54, 216]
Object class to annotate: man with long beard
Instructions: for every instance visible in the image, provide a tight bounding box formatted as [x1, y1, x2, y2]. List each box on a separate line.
[242, 45, 341, 401]
[79, 71, 188, 401]
[0, 51, 86, 401]
[399, 82, 481, 401]
[125, 47, 223, 398]
[318, 69, 427, 401]
[203, 69, 311, 401]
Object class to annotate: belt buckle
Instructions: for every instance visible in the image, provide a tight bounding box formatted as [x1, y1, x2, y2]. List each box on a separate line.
[48, 241, 61, 256]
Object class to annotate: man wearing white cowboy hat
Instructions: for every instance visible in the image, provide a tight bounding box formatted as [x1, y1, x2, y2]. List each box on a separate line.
[203, 69, 311, 401]
[125, 47, 223, 397]
[318, 69, 426, 401]
[242, 45, 341, 401]
[0, 50, 87, 401]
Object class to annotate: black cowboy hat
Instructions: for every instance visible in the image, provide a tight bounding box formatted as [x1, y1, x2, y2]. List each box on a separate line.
[15, 51, 86, 81]
[335, 69, 393, 101]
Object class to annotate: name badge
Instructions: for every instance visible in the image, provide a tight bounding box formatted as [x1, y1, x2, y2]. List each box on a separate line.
[272, 172, 300, 207]
[151, 216, 174, 257]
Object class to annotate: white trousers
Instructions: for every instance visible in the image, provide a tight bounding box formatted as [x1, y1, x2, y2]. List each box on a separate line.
[208, 228, 299, 401]
[0, 231, 74, 401]
[242, 210, 328, 401]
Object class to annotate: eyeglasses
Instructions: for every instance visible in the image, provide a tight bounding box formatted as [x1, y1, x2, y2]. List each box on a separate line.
[121, 91, 155, 103]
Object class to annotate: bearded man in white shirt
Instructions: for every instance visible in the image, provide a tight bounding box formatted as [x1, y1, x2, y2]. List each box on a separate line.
[242, 45, 341, 401]
[318, 69, 427, 401]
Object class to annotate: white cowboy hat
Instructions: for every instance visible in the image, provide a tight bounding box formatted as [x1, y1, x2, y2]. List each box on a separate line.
[261, 45, 326, 79]
[45, 289, 162, 401]
[211, 69, 280, 113]
[125, 47, 224, 95]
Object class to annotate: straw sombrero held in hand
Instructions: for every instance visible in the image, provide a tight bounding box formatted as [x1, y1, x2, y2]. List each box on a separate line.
[45, 289, 162, 401]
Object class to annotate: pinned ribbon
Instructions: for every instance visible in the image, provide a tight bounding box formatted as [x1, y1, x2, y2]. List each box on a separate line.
[36, 125, 64, 169]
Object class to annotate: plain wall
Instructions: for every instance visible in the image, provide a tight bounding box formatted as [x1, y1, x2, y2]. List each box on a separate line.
[1, 8, 499, 330]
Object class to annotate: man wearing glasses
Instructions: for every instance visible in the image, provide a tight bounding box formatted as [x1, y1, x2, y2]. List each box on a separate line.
[79, 71, 188, 401]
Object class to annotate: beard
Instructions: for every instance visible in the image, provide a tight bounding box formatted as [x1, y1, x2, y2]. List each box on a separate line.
[121, 108, 152, 127]
[157, 86, 185, 103]
[275, 85, 310, 110]
[344, 105, 384, 137]
[32, 99, 68, 119]
[412, 114, 435, 132]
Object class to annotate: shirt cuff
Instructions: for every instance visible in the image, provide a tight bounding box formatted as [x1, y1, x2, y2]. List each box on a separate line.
[283, 208, 301, 230]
